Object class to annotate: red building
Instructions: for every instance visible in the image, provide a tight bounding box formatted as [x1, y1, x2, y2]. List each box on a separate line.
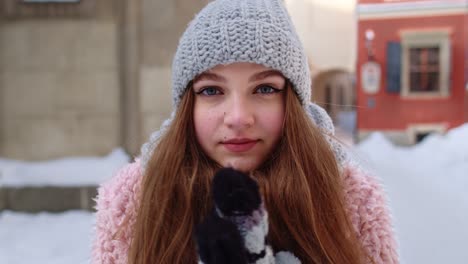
[356, 0, 468, 144]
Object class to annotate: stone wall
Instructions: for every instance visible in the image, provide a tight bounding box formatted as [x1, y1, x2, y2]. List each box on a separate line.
[0, 0, 210, 160]
[0, 0, 120, 160]
[285, 0, 357, 73]
[139, 0, 209, 143]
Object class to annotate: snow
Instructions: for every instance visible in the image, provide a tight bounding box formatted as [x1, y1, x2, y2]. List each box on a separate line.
[355, 124, 468, 264]
[0, 210, 94, 264]
[0, 124, 467, 263]
[0, 148, 130, 187]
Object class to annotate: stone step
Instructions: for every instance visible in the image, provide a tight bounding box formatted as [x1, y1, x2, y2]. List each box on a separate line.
[0, 186, 98, 212]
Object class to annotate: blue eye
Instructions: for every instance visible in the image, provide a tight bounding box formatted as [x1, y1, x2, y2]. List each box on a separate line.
[255, 85, 280, 94]
[197, 87, 221, 96]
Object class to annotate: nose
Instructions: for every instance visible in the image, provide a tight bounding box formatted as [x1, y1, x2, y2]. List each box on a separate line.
[223, 96, 254, 130]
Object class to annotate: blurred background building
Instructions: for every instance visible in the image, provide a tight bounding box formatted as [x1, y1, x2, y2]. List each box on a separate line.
[0, 0, 359, 160]
[286, 0, 358, 141]
[2, 0, 466, 160]
[356, 0, 468, 145]
[0, 0, 210, 160]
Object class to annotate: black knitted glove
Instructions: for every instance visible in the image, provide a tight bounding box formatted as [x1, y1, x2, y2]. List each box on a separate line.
[195, 168, 301, 264]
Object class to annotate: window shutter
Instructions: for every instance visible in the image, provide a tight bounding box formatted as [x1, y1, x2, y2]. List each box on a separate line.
[386, 42, 402, 93]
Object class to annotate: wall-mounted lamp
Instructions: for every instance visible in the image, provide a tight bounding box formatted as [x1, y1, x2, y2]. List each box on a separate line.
[365, 29, 375, 61]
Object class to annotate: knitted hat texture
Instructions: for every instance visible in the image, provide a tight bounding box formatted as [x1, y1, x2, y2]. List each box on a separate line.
[171, 0, 311, 108]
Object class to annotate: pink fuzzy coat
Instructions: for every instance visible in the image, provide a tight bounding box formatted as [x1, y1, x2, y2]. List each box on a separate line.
[92, 160, 399, 263]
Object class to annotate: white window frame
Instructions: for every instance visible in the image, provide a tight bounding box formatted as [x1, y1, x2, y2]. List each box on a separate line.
[400, 30, 451, 98]
[407, 123, 447, 144]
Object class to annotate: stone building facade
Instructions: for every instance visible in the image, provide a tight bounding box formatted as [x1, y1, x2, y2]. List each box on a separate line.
[0, 0, 356, 161]
[0, 0, 208, 160]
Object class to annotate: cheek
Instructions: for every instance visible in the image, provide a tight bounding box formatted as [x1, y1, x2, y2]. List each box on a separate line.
[193, 104, 218, 146]
[259, 103, 284, 140]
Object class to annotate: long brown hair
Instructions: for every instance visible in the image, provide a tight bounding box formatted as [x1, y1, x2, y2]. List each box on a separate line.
[127, 84, 367, 263]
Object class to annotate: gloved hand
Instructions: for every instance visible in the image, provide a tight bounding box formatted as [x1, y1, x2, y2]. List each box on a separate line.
[195, 168, 301, 264]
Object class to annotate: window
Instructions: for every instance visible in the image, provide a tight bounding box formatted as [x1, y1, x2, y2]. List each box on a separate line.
[408, 123, 446, 144]
[325, 84, 332, 114]
[401, 30, 451, 98]
[338, 85, 344, 108]
[409, 47, 440, 92]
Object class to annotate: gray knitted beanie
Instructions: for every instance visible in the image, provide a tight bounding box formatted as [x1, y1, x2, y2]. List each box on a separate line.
[172, 0, 310, 108]
[140, 0, 348, 169]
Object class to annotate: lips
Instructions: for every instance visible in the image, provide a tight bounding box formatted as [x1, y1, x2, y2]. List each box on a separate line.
[221, 138, 258, 152]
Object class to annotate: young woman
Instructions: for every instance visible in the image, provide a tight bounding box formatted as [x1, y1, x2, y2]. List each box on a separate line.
[92, 0, 399, 263]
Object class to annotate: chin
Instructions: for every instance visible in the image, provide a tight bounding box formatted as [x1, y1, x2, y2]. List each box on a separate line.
[221, 157, 261, 173]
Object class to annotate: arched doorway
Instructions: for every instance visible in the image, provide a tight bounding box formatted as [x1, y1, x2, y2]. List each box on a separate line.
[312, 69, 356, 139]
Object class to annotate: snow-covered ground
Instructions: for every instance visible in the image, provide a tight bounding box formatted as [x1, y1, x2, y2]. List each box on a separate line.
[0, 211, 94, 264]
[355, 124, 468, 264]
[0, 124, 467, 263]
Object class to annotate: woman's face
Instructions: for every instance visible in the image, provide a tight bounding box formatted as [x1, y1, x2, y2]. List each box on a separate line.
[192, 62, 286, 172]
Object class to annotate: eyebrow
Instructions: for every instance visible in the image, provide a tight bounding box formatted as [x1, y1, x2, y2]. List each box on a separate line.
[193, 72, 226, 83]
[193, 69, 284, 84]
[249, 70, 284, 82]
